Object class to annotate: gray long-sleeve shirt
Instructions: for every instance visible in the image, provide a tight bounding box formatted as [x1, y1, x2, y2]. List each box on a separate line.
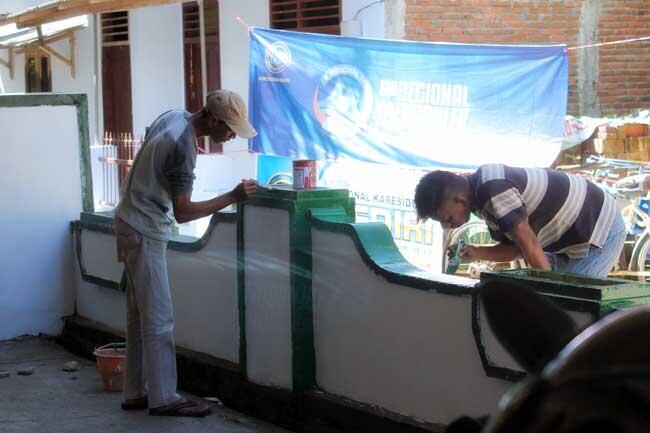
[115, 110, 197, 240]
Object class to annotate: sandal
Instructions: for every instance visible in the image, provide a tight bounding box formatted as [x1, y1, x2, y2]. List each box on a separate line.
[121, 396, 148, 411]
[149, 398, 211, 418]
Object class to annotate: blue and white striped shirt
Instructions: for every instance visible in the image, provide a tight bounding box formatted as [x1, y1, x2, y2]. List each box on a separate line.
[468, 164, 618, 258]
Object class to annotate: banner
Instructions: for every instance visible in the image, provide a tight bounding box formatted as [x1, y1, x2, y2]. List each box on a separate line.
[249, 28, 568, 169]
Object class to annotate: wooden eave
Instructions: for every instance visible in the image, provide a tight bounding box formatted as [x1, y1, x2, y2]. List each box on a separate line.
[0, 0, 191, 28]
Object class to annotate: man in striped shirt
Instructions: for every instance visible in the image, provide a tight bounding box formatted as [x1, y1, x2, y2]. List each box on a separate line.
[414, 164, 626, 277]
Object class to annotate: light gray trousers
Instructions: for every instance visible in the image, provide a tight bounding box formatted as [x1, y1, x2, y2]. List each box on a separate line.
[115, 217, 181, 409]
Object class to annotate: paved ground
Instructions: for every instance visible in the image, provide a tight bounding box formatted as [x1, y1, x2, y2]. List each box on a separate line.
[0, 336, 290, 433]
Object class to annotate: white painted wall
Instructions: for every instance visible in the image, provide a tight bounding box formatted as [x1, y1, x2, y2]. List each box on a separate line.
[342, 0, 386, 39]
[478, 302, 594, 372]
[76, 218, 241, 362]
[218, 0, 270, 179]
[177, 154, 236, 237]
[168, 222, 240, 361]
[0, 16, 98, 145]
[311, 229, 509, 424]
[0, 48, 25, 94]
[48, 23, 98, 148]
[0, 104, 82, 339]
[129, 4, 185, 137]
[218, 0, 268, 122]
[244, 206, 293, 389]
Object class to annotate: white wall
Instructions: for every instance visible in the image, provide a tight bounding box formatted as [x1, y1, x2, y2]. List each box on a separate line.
[76, 219, 241, 362]
[0, 27, 98, 146]
[218, 0, 269, 120]
[0, 48, 25, 94]
[0, 104, 82, 339]
[0, 2, 32, 92]
[311, 229, 508, 424]
[51, 23, 99, 149]
[342, 0, 385, 39]
[218, 0, 270, 179]
[129, 4, 185, 137]
[243, 206, 293, 389]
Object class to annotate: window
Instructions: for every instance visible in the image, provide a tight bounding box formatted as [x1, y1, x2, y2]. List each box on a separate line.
[270, 0, 341, 35]
[24, 47, 51, 93]
[101, 11, 129, 46]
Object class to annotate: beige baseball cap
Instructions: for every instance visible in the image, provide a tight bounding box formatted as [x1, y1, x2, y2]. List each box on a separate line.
[205, 89, 257, 139]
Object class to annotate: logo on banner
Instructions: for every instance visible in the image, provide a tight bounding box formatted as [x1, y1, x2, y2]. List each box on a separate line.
[265, 42, 292, 74]
[313, 65, 374, 139]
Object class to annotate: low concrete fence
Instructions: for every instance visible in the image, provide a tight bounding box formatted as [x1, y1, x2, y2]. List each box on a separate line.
[72, 187, 650, 427]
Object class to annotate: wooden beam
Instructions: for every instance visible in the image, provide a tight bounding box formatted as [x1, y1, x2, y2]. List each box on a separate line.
[0, 48, 15, 79]
[38, 44, 71, 67]
[56, 0, 104, 11]
[9, 47, 14, 79]
[10, 0, 191, 28]
[70, 31, 76, 78]
[29, 31, 77, 78]
[12, 26, 85, 53]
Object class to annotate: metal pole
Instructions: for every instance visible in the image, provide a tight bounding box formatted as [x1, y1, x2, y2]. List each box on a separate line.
[102, 134, 107, 206]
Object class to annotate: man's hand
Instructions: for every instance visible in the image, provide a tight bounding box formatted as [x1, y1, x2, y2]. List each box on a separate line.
[456, 244, 522, 263]
[460, 245, 482, 261]
[229, 179, 259, 203]
[172, 179, 258, 224]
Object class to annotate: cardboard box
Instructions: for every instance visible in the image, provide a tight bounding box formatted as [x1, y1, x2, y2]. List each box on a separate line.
[597, 132, 617, 140]
[627, 137, 639, 152]
[593, 138, 604, 154]
[596, 137, 626, 156]
[626, 151, 645, 162]
[624, 123, 648, 138]
[597, 125, 618, 133]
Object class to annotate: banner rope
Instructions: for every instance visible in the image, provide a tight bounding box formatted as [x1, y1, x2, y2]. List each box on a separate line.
[221, 1, 649, 53]
[567, 35, 650, 51]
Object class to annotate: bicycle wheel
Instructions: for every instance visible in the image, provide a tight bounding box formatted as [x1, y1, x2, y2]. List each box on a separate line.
[629, 230, 650, 282]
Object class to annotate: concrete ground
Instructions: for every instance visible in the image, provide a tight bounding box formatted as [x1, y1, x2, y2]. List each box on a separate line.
[0, 336, 290, 433]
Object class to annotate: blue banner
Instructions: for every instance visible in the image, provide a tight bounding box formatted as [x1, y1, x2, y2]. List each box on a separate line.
[249, 28, 568, 169]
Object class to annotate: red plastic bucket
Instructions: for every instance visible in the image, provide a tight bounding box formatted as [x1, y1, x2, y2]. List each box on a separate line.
[293, 160, 317, 189]
[93, 343, 126, 392]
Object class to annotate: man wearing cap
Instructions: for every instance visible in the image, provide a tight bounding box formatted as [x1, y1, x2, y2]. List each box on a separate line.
[114, 90, 258, 417]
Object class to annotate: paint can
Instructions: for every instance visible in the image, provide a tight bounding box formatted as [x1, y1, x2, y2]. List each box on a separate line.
[293, 160, 317, 189]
